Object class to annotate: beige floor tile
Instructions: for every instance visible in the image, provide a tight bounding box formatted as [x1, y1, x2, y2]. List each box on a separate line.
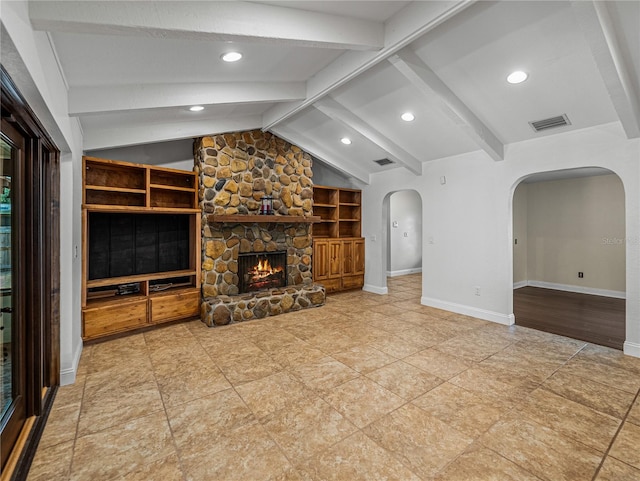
[252, 329, 302, 352]
[596, 456, 640, 481]
[322, 377, 406, 428]
[365, 360, 443, 400]
[180, 421, 293, 481]
[296, 431, 422, 481]
[403, 348, 472, 380]
[51, 376, 86, 408]
[433, 444, 543, 481]
[448, 364, 539, 407]
[480, 414, 603, 481]
[542, 370, 636, 419]
[558, 357, 640, 394]
[267, 339, 327, 369]
[38, 402, 81, 449]
[216, 349, 283, 385]
[77, 378, 164, 436]
[362, 403, 472, 479]
[305, 330, 363, 353]
[445, 313, 492, 329]
[26, 439, 73, 481]
[235, 371, 315, 419]
[609, 421, 640, 469]
[70, 412, 175, 481]
[260, 396, 358, 463]
[84, 360, 156, 393]
[366, 333, 424, 358]
[394, 325, 453, 348]
[412, 382, 506, 439]
[628, 397, 640, 426]
[331, 345, 396, 374]
[166, 388, 255, 455]
[514, 388, 621, 452]
[289, 356, 359, 393]
[120, 453, 184, 481]
[480, 345, 566, 383]
[156, 363, 231, 407]
[434, 329, 514, 362]
[576, 343, 640, 375]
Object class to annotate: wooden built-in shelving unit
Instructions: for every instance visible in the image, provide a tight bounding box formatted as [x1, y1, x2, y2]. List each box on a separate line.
[81, 156, 201, 341]
[312, 185, 364, 293]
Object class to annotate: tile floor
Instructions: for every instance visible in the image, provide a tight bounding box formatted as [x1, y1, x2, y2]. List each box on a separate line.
[27, 274, 640, 481]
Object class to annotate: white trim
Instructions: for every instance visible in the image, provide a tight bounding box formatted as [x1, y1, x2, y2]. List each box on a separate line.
[421, 296, 515, 326]
[60, 342, 83, 386]
[387, 267, 422, 277]
[513, 280, 527, 289]
[623, 341, 640, 358]
[363, 284, 388, 295]
[526, 280, 625, 299]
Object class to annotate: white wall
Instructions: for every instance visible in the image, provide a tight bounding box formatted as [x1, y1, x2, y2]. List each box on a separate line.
[86, 138, 196, 171]
[521, 174, 625, 296]
[2, 0, 84, 384]
[388, 190, 422, 276]
[362, 122, 640, 357]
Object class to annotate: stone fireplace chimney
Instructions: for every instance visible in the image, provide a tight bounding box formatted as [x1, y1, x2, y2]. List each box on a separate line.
[194, 131, 325, 325]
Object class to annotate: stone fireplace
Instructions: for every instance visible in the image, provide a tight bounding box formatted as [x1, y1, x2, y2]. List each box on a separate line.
[194, 131, 326, 326]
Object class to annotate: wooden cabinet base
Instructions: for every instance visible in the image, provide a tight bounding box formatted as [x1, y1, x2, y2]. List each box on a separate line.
[82, 288, 201, 340]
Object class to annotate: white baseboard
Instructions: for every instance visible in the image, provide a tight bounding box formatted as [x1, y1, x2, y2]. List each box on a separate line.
[387, 268, 422, 278]
[60, 341, 83, 386]
[513, 280, 527, 289]
[363, 284, 388, 295]
[421, 296, 515, 326]
[524, 280, 625, 299]
[623, 341, 640, 359]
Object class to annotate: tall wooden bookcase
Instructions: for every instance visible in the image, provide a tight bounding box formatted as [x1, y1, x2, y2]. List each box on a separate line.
[81, 156, 201, 340]
[312, 185, 364, 293]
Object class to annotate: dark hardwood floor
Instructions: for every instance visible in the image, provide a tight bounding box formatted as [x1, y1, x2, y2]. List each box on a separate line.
[513, 286, 625, 350]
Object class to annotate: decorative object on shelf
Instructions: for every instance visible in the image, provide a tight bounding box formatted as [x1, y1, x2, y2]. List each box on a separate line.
[260, 195, 273, 215]
[117, 283, 140, 296]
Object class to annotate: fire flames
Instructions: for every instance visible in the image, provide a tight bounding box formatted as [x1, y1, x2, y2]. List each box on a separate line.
[250, 258, 283, 279]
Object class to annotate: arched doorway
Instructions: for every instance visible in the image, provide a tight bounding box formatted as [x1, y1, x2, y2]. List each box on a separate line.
[511, 168, 626, 348]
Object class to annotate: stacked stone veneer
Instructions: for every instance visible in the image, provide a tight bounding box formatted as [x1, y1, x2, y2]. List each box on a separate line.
[194, 130, 325, 326]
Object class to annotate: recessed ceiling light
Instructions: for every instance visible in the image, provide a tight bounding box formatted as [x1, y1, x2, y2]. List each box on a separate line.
[189, 105, 204, 112]
[221, 51, 242, 62]
[507, 71, 528, 84]
[340, 137, 352, 145]
[401, 112, 415, 122]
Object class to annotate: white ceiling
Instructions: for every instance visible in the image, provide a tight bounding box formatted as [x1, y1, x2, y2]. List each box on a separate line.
[28, 0, 640, 184]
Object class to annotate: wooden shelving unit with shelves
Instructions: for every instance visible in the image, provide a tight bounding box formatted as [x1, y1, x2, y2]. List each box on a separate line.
[81, 156, 201, 341]
[312, 185, 364, 292]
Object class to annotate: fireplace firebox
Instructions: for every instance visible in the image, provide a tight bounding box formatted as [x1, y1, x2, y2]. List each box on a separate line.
[237, 251, 287, 293]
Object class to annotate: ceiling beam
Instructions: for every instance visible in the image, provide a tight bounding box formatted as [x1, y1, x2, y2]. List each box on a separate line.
[69, 82, 306, 116]
[314, 97, 422, 176]
[29, 1, 383, 51]
[389, 48, 504, 162]
[270, 126, 370, 185]
[83, 116, 263, 150]
[262, 0, 474, 130]
[571, 1, 640, 139]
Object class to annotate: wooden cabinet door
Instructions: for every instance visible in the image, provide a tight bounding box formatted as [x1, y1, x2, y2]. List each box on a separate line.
[342, 240, 355, 275]
[313, 240, 330, 280]
[353, 238, 365, 274]
[328, 240, 342, 277]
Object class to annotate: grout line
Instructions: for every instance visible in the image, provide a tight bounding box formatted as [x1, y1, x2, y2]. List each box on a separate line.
[590, 386, 640, 481]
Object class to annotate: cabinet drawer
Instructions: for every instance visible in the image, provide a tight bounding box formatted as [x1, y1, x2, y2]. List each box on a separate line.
[342, 274, 364, 290]
[150, 290, 200, 323]
[83, 299, 148, 339]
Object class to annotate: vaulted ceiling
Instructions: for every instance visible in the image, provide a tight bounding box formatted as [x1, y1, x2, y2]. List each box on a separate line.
[29, 0, 640, 184]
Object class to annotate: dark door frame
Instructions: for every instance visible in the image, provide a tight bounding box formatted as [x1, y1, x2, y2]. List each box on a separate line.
[1, 65, 60, 480]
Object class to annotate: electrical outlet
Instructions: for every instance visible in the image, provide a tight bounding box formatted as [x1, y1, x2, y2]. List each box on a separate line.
[474, 286, 481, 296]
[578, 272, 584, 278]
[403, 232, 408, 237]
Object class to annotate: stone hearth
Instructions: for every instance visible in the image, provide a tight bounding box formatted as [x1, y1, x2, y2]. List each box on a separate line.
[194, 131, 326, 326]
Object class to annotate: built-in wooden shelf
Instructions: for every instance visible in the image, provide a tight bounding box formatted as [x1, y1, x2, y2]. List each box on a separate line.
[209, 215, 321, 224]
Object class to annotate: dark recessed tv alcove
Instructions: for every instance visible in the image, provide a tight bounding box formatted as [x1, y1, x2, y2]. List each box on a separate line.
[88, 212, 190, 280]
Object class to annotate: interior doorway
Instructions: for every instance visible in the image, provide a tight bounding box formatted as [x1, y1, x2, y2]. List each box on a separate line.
[386, 190, 422, 278]
[512, 168, 626, 349]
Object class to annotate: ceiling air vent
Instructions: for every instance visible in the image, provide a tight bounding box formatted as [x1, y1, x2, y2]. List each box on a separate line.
[374, 158, 394, 166]
[529, 114, 571, 132]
